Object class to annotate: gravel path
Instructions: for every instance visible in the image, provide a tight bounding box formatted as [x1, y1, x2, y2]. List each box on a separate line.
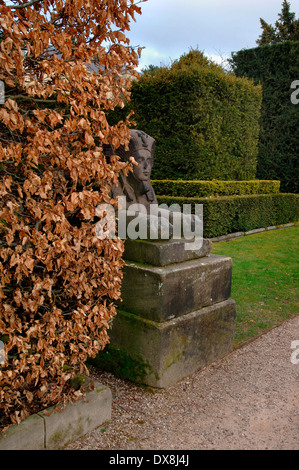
[66, 315, 299, 450]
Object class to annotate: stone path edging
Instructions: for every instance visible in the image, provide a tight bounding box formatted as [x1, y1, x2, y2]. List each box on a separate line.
[0, 380, 112, 450]
[210, 222, 298, 243]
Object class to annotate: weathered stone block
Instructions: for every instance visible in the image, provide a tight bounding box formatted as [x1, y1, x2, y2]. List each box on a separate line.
[0, 413, 45, 451]
[123, 238, 212, 266]
[107, 299, 236, 388]
[120, 254, 232, 321]
[0, 380, 112, 450]
[43, 381, 112, 450]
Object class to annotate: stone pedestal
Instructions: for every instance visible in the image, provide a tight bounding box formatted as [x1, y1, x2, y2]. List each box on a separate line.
[97, 238, 236, 388]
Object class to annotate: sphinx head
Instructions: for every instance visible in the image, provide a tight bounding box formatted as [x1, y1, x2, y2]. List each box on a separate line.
[129, 130, 155, 183]
[110, 130, 155, 183]
[106, 129, 157, 205]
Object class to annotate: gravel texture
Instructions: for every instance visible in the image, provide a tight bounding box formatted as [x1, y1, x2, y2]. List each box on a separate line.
[66, 315, 299, 450]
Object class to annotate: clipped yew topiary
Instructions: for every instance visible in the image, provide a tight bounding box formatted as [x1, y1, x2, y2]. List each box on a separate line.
[157, 193, 299, 238]
[230, 41, 299, 193]
[130, 49, 262, 181]
[151, 179, 281, 198]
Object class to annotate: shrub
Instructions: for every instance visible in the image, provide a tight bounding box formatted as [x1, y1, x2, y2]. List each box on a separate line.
[130, 50, 262, 181]
[152, 180, 281, 198]
[230, 41, 299, 193]
[0, 0, 141, 431]
[157, 193, 299, 238]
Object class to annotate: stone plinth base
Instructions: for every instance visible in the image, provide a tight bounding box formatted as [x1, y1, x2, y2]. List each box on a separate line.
[108, 299, 236, 388]
[123, 237, 212, 267]
[120, 254, 233, 322]
[94, 238, 236, 388]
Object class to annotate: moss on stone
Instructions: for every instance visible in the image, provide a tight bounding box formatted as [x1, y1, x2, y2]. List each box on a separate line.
[88, 346, 154, 383]
[69, 374, 86, 390]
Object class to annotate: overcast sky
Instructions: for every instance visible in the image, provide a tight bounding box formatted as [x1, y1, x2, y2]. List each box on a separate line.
[127, 0, 299, 70]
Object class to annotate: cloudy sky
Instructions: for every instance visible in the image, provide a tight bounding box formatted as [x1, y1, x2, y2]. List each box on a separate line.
[127, 0, 299, 70]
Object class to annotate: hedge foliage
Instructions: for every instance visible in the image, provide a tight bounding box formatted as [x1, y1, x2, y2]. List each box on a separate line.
[152, 179, 281, 198]
[130, 50, 262, 181]
[0, 0, 140, 431]
[230, 41, 299, 193]
[157, 193, 299, 238]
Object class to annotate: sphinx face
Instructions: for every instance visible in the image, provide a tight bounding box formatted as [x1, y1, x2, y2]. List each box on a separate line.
[132, 149, 153, 182]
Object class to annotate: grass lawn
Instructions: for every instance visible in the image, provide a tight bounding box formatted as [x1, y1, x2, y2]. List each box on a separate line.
[211, 225, 299, 347]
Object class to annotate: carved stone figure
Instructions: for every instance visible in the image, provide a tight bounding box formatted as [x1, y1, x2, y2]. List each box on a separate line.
[110, 130, 157, 210]
[97, 135, 234, 389]
[106, 129, 202, 243]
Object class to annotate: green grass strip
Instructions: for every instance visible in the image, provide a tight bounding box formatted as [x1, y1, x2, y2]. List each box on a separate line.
[211, 225, 299, 346]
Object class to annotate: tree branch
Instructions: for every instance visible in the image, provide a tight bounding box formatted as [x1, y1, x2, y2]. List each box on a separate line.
[7, 94, 57, 104]
[7, 0, 44, 10]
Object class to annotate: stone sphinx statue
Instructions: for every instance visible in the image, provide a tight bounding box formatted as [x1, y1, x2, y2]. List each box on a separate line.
[105, 129, 203, 247]
[110, 130, 158, 210]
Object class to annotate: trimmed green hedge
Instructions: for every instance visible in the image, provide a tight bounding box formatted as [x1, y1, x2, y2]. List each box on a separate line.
[152, 179, 281, 198]
[230, 41, 299, 193]
[157, 193, 299, 238]
[131, 51, 262, 181]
